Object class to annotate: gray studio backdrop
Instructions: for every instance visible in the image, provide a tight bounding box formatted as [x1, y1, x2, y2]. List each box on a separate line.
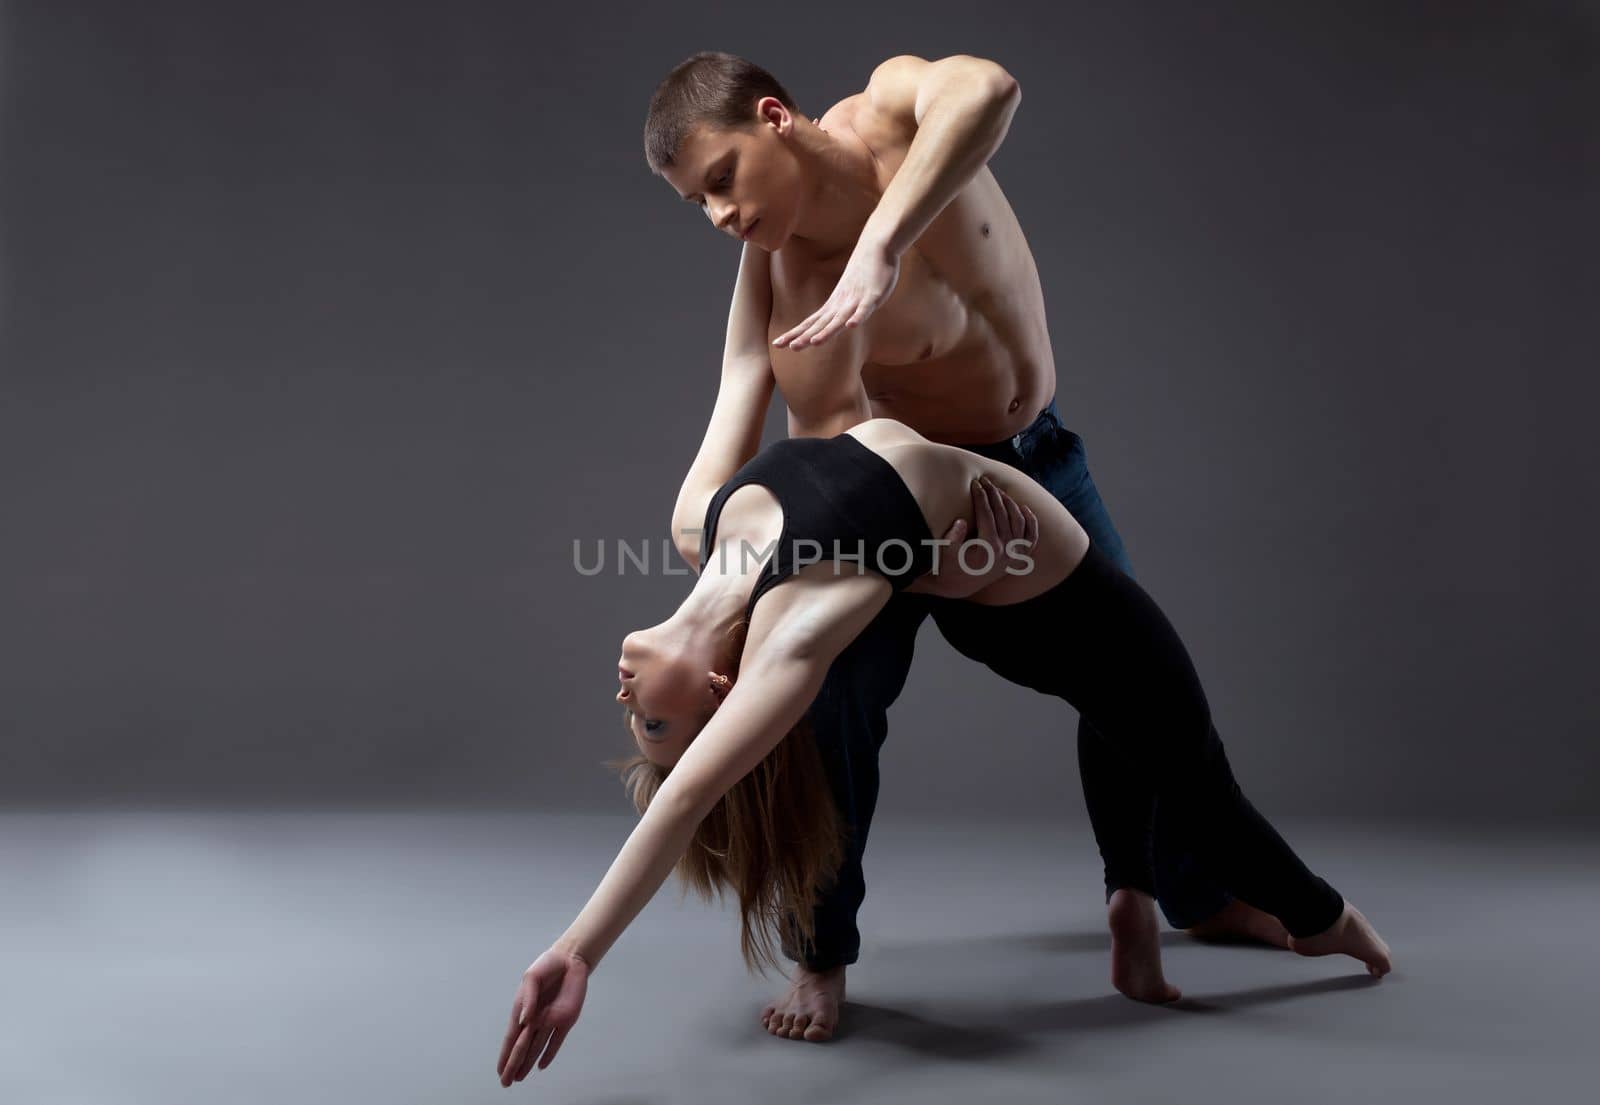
[2, 1, 1594, 820]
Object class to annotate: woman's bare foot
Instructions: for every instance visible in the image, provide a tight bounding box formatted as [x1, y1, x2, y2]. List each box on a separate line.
[760, 963, 846, 1041]
[1107, 888, 1182, 1003]
[1185, 899, 1292, 948]
[1288, 901, 1392, 977]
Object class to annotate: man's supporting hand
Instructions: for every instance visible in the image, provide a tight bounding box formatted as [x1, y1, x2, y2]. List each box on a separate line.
[912, 475, 1039, 600]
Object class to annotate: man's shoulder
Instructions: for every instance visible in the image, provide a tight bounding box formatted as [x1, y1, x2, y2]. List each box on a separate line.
[840, 109, 910, 177]
[862, 55, 928, 133]
[821, 71, 916, 166]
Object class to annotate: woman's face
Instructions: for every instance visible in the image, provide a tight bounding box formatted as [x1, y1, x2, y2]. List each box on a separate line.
[616, 628, 724, 768]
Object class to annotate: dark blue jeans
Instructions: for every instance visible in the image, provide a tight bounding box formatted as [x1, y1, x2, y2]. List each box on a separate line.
[782, 397, 1233, 971]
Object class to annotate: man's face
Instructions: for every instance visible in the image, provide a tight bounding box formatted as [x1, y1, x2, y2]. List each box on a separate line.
[660, 101, 802, 250]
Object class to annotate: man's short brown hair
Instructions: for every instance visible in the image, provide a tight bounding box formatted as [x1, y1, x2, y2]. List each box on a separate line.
[643, 51, 801, 174]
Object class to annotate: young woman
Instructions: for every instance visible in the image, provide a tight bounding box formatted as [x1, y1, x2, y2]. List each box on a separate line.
[496, 417, 1391, 1083]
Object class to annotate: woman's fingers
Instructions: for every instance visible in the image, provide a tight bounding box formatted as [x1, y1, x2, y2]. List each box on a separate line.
[519, 1023, 555, 1080]
[501, 1022, 534, 1086]
[500, 967, 550, 1083]
[498, 991, 530, 1076]
[537, 1025, 570, 1070]
[497, 948, 591, 1083]
[498, 1003, 517, 1072]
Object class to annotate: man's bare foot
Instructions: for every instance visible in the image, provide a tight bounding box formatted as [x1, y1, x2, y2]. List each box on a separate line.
[760, 963, 845, 1041]
[1185, 899, 1292, 948]
[1107, 888, 1182, 1003]
[1288, 901, 1392, 977]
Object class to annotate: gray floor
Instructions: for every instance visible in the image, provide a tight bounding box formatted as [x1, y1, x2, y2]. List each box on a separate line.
[3, 811, 1594, 1105]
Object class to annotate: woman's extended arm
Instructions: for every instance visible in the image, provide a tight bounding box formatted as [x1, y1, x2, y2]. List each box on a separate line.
[554, 571, 890, 964]
[496, 653, 823, 1084]
[497, 573, 889, 1082]
[552, 643, 829, 967]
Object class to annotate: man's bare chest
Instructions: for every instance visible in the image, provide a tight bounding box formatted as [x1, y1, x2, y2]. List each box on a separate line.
[773, 98, 1033, 369]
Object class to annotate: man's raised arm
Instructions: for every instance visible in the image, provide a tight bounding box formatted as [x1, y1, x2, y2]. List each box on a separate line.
[670, 241, 776, 568]
[860, 53, 1020, 259]
[772, 53, 1021, 351]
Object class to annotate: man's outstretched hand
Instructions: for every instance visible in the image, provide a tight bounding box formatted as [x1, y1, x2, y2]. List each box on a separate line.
[497, 945, 590, 1085]
[771, 234, 900, 350]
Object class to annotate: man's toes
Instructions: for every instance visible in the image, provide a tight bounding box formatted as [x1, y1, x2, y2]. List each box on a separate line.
[788, 1014, 811, 1038]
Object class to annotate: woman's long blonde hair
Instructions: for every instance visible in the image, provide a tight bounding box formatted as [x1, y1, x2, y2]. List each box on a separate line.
[603, 616, 848, 975]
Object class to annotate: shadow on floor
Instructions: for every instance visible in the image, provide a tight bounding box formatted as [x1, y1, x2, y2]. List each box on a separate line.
[880, 926, 1300, 955]
[835, 973, 1381, 1054]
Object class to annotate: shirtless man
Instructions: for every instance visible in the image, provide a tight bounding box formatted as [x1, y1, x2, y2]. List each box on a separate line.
[644, 51, 1286, 1042]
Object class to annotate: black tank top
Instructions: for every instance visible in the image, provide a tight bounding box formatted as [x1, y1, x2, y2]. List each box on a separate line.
[697, 434, 938, 624]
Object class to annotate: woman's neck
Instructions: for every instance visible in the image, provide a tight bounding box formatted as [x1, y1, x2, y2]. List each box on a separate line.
[671, 547, 758, 647]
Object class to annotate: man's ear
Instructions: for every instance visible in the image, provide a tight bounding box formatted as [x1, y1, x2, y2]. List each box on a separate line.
[756, 96, 790, 132]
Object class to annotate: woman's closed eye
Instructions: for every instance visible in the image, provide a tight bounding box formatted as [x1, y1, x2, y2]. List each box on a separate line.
[643, 718, 665, 736]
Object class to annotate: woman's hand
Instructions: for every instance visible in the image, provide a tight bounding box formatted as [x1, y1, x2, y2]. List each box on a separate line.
[496, 944, 590, 1085]
[913, 475, 1040, 600]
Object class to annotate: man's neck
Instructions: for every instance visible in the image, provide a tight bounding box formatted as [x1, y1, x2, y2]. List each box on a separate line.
[787, 119, 882, 260]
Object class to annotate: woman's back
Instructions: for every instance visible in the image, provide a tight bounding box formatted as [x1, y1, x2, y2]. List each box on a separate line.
[703, 419, 1091, 613]
[698, 429, 941, 625]
[843, 419, 1090, 606]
